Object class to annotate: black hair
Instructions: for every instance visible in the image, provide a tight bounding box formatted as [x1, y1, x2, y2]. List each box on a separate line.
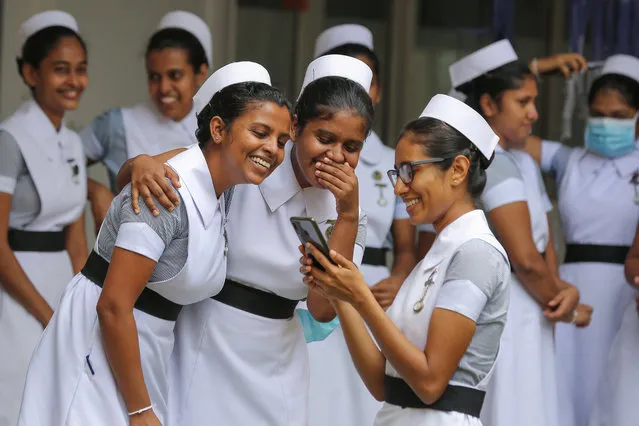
[146, 28, 208, 72]
[322, 43, 381, 83]
[195, 82, 292, 145]
[588, 73, 639, 110]
[16, 26, 87, 87]
[295, 76, 374, 137]
[456, 60, 535, 117]
[400, 117, 494, 198]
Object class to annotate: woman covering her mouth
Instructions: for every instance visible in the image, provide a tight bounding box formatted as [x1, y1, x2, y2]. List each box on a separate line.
[116, 54, 372, 425]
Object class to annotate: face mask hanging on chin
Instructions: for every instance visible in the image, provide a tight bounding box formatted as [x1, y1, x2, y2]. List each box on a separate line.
[585, 115, 638, 158]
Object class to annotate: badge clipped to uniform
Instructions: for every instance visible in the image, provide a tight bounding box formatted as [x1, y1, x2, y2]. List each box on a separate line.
[67, 159, 80, 185]
[631, 170, 639, 205]
[372, 170, 388, 207]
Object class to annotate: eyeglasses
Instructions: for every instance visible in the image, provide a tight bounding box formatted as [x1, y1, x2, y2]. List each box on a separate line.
[387, 158, 446, 186]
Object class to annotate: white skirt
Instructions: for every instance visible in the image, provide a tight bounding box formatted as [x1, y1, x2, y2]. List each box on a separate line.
[308, 263, 386, 426]
[0, 251, 72, 426]
[17, 274, 176, 426]
[588, 299, 639, 426]
[374, 403, 483, 426]
[554, 263, 633, 426]
[169, 298, 309, 426]
[480, 274, 559, 426]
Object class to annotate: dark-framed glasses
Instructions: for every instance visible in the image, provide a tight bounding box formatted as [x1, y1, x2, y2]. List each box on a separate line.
[387, 158, 446, 186]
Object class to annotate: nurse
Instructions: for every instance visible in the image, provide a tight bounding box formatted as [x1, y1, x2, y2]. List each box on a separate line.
[308, 24, 416, 426]
[0, 11, 88, 426]
[17, 62, 292, 426]
[300, 93, 509, 426]
[523, 54, 639, 426]
[83, 10, 211, 228]
[588, 222, 639, 426]
[448, 40, 584, 426]
[119, 54, 372, 426]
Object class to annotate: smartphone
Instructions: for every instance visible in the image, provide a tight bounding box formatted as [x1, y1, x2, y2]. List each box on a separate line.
[290, 216, 334, 271]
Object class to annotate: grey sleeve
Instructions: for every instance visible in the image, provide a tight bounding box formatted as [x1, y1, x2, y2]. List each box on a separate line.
[80, 108, 125, 162]
[0, 131, 26, 194]
[435, 239, 508, 322]
[107, 184, 188, 261]
[480, 153, 527, 212]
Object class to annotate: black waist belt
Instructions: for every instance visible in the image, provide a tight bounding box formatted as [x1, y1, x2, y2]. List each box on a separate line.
[81, 251, 182, 321]
[564, 244, 630, 265]
[362, 247, 389, 266]
[212, 279, 298, 319]
[8, 229, 66, 252]
[511, 251, 546, 273]
[384, 375, 485, 418]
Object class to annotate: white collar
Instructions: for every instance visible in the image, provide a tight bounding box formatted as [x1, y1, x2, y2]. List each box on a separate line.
[23, 99, 65, 141]
[359, 130, 386, 165]
[260, 142, 302, 212]
[166, 145, 219, 229]
[577, 146, 639, 178]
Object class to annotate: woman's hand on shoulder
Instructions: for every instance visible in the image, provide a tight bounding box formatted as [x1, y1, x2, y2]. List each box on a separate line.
[129, 155, 180, 216]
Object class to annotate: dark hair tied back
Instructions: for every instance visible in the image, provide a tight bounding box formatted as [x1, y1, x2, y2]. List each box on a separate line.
[17, 26, 87, 85]
[195, 82, 291, 145]
[295, 76, 374, 136]
[146, 28, 208, 71]
[400, 117, 494, 198]
[456, 60, 534, 117]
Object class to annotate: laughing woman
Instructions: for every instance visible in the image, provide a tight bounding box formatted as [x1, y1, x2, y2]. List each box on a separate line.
[301, 94, 510, 426]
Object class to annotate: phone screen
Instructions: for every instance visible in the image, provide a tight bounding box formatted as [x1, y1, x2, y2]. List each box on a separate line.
[290, 217, 334, 270]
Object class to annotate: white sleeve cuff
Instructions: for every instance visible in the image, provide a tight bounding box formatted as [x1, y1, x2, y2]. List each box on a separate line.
[0, 176, 16, 194]
[115, 222, 166, 262]
[540, 140, 562, 173]
[435, 279, 488, 322]
[481, 178, 526, 212]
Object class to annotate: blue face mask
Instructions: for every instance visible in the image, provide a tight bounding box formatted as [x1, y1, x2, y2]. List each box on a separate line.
[585, 116, 637, 158]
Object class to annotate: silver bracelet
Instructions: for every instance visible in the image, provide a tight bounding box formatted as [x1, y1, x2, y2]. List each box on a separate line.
[571, 310, 578, 324]
[128, 404, 153, 416]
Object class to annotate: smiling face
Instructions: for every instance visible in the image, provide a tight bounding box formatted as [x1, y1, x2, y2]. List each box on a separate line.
[211, 100, 292, 185]
[392, 132, 471, 227]
[291, 109, 368, 188]
[146, 47, 207, 122]
[481, 75, 539, 149]
[22, 36, 88, 117]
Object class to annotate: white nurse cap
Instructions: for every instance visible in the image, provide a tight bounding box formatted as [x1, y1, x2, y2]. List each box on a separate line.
[449, 39, 518, 89]
[193, 61, 271, 115]
[298, 54, 372, 100]
[157, 11, 213, 67]
[600, 54, 639, 83]
[419, 94, 499, 160]
[314, 24, 374, 58]
[17, 10, 79, 57]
